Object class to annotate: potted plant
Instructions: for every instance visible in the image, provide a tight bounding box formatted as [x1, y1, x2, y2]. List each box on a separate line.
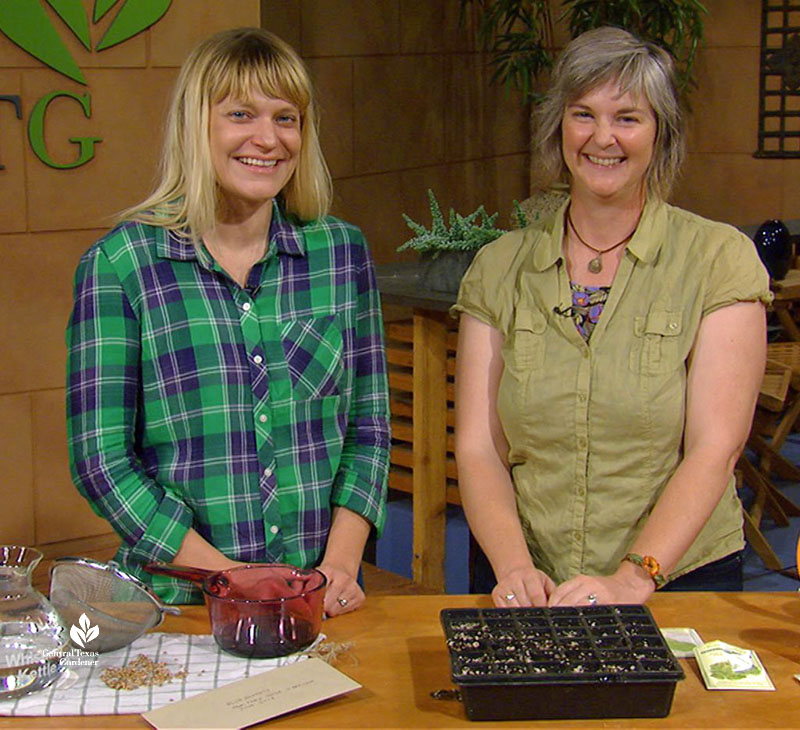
[459, 0, 708, 103]
[398, 189, 526, 293]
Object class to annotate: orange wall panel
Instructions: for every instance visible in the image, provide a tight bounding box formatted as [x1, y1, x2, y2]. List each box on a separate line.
[0, 394, 34, 545]
[301, 0, 400, 57]
[0, 231, 101, 395]
[780, 160, 800, 219]
[151, 0, 264, 67]
[307, 57, 355, 180]
[444, 54, 528, 162]
[399, 0, 477, 54]
[689, 47, 761, 155]
[673, 154, 787, 226]
[260, 0, 301, 49]
[33, 389, 110, 544]
[354, 55, 446, 175]
[703, 0, 762, 47]
[0, 71, 26, 233]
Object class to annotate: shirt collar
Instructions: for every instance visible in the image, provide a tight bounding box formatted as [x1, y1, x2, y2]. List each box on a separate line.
[527, 195, 666, 271]
[528, 198, 569, 272]
[270, 199, 306, 256]
[156, 197, 307, 262]
[156, 226, 196, 262]
[625, 197, 665, 265]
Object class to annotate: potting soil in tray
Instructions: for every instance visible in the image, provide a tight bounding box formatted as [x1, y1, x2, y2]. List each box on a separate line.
[441, 605, 685, 721]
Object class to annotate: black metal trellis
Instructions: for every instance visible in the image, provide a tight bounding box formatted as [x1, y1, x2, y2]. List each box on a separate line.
[756, 1, 800, 157]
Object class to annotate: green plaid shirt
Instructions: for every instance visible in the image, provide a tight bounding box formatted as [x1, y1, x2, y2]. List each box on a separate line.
[67, 203, 390, 603]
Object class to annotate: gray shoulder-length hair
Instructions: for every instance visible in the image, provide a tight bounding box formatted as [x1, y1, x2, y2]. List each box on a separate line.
[534, 26, 685, 201]
[120, 27, 332, 239]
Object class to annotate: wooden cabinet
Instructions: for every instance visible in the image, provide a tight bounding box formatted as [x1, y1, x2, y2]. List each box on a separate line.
[379, 264, 462, 592]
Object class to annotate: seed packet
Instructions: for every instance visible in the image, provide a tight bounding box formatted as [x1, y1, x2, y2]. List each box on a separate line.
[660, 627, 703, 658]
[693, 640, 775, 691]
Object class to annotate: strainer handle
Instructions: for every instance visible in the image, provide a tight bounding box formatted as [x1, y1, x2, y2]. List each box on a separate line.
[106, 559, 182, 616]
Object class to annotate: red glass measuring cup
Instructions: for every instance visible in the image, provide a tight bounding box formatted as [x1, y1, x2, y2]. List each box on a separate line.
[144, 563, 326, 658]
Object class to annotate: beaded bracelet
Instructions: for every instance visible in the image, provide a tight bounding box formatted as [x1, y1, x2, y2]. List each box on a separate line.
[623, 552, 667, 588]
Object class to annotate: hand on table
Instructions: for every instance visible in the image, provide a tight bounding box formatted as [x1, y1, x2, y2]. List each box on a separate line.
[492, 566, 555, 607]
[547, 571, 654, 607]
[317, 562, 364, 616]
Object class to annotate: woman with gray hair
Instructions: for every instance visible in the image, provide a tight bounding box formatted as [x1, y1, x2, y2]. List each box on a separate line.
[66, 28, 389, 615]
[452, 27, 770, 607]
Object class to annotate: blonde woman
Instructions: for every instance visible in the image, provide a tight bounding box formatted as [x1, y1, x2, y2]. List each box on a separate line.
[453, 27, 769, 607]
[67, 28, 389, 615]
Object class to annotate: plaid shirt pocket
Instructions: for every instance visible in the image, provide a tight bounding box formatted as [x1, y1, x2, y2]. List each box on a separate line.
[280, 314, 344, 399]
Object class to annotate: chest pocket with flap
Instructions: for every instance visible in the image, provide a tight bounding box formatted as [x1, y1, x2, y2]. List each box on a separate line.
[280, 314, 344, 399]
[629, 310, 684, 374]
[509, 308, 548, 370]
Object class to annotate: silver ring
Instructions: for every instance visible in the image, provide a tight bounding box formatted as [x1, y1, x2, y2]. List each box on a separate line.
[587, 593, 598, 605]
[337, 596, 348, 607]
[504, 592, 516, 601]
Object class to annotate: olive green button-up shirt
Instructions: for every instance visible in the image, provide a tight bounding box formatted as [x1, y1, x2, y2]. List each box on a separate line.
[453, 198, 772, 583]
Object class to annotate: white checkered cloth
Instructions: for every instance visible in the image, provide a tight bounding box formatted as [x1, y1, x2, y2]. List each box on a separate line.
[0, 632, 319, 716]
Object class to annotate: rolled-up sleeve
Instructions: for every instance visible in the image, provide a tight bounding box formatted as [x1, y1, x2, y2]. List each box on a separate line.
[330, 235, 390, 535]
[703, 230, 773, 316]
[66, 244, 192, 563]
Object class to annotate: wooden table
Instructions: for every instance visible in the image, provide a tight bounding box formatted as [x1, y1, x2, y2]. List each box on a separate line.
[377, 263, 457, 592]
[3, 592, 799, 728]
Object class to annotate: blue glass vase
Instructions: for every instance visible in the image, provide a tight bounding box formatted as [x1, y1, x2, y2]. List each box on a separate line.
[753, 219, 792, 280]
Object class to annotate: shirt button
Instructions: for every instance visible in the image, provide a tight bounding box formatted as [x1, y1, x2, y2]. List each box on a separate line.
[577, 438, 586, 448]
[669, 322, 678, 330]
[578, 393, 587, 402]
[242, 302, 251, 312]
[263, 467, 272, 477]
[253, 355, 263, 364]
[259, 414, 268, 423]
[270, 525, 279, 535]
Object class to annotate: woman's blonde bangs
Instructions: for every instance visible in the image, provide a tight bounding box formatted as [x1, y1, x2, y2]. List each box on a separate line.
[206, 48, 311, 113]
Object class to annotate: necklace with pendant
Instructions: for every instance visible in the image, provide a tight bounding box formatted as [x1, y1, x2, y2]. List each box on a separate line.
[566, 207, 639, 273]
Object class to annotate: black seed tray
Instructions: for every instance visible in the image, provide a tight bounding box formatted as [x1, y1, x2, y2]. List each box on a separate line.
[441, 605, 684, 722]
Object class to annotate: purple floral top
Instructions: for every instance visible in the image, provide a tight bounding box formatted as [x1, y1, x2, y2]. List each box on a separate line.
[571, 281, 610, 340]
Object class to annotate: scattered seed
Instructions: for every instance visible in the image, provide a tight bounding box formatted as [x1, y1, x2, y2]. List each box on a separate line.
[100, 654, 188, 691]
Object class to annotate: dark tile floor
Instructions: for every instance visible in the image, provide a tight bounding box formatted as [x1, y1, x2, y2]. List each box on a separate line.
[741, 434, 800, 591]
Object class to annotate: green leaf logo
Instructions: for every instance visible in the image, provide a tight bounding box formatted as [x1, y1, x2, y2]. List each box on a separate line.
[0, 0, 172, 85]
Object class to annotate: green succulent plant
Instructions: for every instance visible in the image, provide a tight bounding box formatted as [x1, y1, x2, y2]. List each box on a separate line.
[398, 189, 512, 259]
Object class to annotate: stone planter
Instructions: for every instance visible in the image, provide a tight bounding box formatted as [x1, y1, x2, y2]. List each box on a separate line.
[419, 250, 477, 294]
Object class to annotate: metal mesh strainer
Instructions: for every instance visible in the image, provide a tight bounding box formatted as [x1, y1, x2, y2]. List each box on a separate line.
[49, 557, 180, 653]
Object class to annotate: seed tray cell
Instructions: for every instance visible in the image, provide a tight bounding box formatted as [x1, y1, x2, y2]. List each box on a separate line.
[441, 605, 684, 721]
